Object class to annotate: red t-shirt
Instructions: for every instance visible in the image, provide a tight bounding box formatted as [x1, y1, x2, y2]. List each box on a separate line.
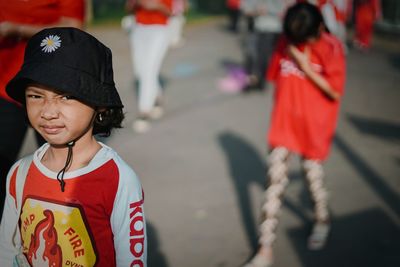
[0, 0, 85, 103]
[135, 0, 173, 25]
[266, 33, 346, 160]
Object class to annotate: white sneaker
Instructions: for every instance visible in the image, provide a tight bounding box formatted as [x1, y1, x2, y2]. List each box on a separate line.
[243, 253, 273, 267]
[132, 118, 150, 133]
[243, 246, 273, 267]
[149, 105, 164, 120]
[308, 222, 330, 250]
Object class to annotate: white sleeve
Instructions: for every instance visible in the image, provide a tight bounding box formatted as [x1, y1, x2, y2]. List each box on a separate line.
[111, 161, 147, 267]
[0, 161, 21, 266]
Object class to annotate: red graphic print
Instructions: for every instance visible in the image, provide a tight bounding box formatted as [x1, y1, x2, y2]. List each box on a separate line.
[28, 210, 63, 267]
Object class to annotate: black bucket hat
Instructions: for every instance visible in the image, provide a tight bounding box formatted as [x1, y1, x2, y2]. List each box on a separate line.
[6, 27, 123, 108]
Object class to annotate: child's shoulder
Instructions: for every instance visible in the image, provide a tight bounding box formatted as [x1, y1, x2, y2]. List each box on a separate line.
[97, 143, 140, 183]
[317, 32, 345, 55]
[8, 154, 34, 177]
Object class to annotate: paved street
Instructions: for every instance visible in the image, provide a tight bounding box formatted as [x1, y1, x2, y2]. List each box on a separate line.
[20, 19, 400, 267]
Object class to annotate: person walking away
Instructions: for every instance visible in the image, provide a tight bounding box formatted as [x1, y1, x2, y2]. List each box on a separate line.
[126, 0, 173, 133]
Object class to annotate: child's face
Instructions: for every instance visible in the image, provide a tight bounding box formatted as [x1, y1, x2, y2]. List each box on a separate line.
[25, 84, 96, 146]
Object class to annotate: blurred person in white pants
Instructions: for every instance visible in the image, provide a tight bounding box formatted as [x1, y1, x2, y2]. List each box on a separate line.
[126, 0, 172, 133]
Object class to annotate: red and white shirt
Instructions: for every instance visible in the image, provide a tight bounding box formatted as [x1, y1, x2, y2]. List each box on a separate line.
[0, 143, 146, 267]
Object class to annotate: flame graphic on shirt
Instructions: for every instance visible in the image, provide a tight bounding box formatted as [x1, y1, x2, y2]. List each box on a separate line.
[27, 210, 62, 267]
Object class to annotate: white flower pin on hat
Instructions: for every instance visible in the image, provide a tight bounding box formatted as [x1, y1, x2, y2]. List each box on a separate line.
[40, 35, 62, 53]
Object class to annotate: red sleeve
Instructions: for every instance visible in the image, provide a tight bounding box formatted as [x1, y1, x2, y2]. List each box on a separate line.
[266, 36, 286, 82]
[321, 36, 346, 95]
[59, 0, 85, 22]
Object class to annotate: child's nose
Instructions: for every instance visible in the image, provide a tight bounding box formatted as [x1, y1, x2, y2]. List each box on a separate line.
[40, 99, 59, 120]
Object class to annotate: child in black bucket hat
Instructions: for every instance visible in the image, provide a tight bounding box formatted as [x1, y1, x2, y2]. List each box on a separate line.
[0, 27, 146, 267]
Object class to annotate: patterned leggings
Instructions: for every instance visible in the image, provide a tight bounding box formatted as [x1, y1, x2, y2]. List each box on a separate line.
[259, 147, 329, 247]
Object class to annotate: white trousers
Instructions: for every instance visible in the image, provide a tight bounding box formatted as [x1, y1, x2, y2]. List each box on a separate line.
[130, 24, 170, 113]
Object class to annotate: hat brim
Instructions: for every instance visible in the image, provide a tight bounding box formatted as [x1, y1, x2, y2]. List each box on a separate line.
[6, 62, 123, 108]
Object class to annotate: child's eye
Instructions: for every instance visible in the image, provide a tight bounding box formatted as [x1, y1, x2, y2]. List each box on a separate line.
[61, 95, 76, 100]
[26, 94, 42, 99]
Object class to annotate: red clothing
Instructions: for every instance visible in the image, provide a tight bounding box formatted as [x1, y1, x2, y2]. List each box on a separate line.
[135, 0, 173, 25]
[0, 0, 85, 103]
[355, 0, 381, 47]
[226, 0, 241, 9]
[1, 144, 146, 267]
[267, 33, 345, 160]
[19, 162, 119, 266]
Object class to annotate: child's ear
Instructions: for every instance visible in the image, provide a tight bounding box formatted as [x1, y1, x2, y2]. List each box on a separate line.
[95, 108, 107, 123]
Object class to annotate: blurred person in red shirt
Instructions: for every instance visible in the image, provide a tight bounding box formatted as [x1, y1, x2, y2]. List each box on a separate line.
[353, 0, 381, 50]
[243, 3, 345, 267]
[0, 0, 85, 220]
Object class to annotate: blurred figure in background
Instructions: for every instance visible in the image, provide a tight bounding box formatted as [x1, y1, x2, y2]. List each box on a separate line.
[240, 0, 295, 92]
[0, 0, 85, 220]
[126, 0, 172, 133]
[353, 0, 381, 50]
[314, 0, 352, 51]
[226, 0, 242, 32]
[331, 0, 352, 49]
[239, 0, 258, 91]
[169, 0, 189, 48]
[243, 3, 345, 267]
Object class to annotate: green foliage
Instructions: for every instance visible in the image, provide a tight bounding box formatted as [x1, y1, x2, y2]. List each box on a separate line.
[91, 0, 125, 25]
[191, 0, 226, 14]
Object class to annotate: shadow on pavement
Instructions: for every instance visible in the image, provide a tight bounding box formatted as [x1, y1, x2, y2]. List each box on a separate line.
[220, 58, 243, 69]
[388, 53, 400, 70]
[334, 134, 400, 216]
[219, 130, 400, 267]
[147, 221, 169, 267]
[288, 208, 400, 267]
[218, 131, 266, 251]
[346, 114, 400, 143]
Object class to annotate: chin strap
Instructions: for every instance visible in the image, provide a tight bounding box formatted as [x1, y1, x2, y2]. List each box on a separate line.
[56, 141, 75, 192]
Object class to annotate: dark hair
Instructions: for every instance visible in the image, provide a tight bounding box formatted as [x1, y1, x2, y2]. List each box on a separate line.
[283, 2, 325, 45]
[93, 108, 125, 137]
